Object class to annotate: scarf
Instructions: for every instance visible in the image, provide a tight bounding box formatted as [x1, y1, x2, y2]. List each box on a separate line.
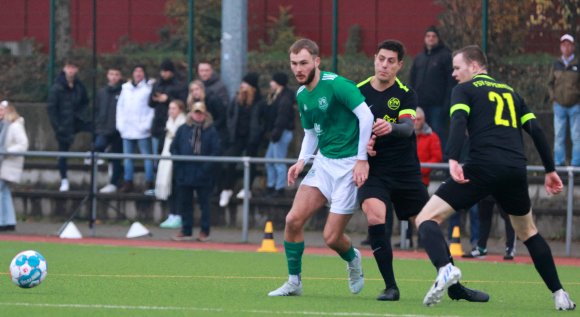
[190, 121, 203, 155]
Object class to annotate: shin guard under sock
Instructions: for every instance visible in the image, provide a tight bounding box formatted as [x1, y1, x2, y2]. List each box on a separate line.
[369, 224, 397, 289]
[524, 234, 563, 292]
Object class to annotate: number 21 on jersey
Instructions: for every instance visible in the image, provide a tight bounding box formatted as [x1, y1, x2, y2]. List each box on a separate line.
[489, 91, 517, 128]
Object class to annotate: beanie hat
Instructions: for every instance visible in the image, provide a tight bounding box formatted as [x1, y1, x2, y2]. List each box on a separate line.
[242, 72, 259, 89]
[272, 72, 288, 86]
[425, 25, 440, 38]
[160, 59, 176, 73]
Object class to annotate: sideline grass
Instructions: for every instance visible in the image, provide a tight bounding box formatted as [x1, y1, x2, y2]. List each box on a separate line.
[0, 241, 578, 317]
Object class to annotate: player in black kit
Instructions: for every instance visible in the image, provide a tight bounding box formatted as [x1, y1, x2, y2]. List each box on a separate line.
[358, 40, 488, 303]
[416, 45, 576, 310]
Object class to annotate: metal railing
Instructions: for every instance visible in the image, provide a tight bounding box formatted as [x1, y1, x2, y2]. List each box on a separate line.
[5, 150, 579, 256]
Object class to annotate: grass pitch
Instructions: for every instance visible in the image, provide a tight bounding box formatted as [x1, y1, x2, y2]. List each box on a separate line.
[0, 240, 578, 317]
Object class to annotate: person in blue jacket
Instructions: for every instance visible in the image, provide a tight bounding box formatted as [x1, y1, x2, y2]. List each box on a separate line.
[170, 101, 221, 242]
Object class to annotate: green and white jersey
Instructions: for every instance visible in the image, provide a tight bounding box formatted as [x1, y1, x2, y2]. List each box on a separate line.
[297, 71, 366, 159]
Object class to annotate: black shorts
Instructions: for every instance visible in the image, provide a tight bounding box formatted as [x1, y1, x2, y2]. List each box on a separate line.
[435, 164, 531, 216]
[358, 174, 429, 221]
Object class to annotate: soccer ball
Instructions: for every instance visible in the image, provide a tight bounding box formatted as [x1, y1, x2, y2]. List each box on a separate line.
[9, 250, 48, 288]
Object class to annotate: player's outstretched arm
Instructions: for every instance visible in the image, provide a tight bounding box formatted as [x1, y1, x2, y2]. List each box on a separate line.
[290, 129, 318, 185]
[544, 171, 563, 195]
[522, 118, 556, 174]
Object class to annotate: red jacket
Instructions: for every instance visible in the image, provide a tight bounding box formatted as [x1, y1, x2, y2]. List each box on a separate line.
[416, 130, 442, 186]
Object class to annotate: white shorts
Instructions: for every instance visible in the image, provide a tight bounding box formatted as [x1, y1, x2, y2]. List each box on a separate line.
[301, 154, 358, 214]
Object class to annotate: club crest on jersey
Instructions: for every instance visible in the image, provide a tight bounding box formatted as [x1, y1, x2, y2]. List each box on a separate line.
[318, 97, 329, 111]
[387, 97, 400, 110]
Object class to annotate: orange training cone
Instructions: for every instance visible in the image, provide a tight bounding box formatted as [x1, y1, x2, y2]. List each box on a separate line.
[257, 221, 278, 252]
[449, 226, 463, 257]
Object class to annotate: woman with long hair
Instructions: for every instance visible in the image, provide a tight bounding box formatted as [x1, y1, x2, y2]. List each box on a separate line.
[0, 101, 29, 231]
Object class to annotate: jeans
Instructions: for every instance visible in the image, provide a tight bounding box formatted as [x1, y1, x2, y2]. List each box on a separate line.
[95, 133, 123, 186]
[178, 185, 213, 236]
[265, 130, 293, 190]
[424, 105, 448, 152]
[448, 204, 479, 246]
[553, 103, 580, 166]
[0, 180, 16, 226]
[122, 138, 154, 182]
[57, 140, 72, 179]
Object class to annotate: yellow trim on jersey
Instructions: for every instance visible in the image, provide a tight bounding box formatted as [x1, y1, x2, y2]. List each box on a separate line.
[357, 76, 373, 88]
[450, 104, 470, 116]
[473, 74, 494, 81]
[395, 77, 409, 92]
[520, 113, 536, 125]
[399, 109, 416, 117]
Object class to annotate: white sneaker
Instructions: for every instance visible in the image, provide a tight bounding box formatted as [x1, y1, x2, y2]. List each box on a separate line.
[554, 289, 576, 311]
[268, 281, 303, 296]
[59, 179, 70, 192]
[160, 215, 182, 229]
[423, 263, 462, 306]
[219, 190, 233, 207]
[236, 189, 252, 199]
[99, 184, 117, 193]
[347, 248, 364, 294]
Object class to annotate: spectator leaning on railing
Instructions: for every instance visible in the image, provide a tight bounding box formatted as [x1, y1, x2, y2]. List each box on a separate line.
[0, 101, 29, 231]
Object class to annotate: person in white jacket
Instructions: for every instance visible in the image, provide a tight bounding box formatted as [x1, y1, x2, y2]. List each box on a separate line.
[157, 99, 187, 228]
[116, 65, 155, 193]
[0, 101, 29, 231]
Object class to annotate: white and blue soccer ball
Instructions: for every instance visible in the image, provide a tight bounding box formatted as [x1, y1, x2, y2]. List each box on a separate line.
[9, 250, 47, 288]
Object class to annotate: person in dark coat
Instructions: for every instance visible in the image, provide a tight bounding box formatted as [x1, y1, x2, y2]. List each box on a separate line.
[197, 62, 229, 107]
[149, 59, 188, 156]
[218, 72, 267, 207]
[46, 59, 90, 191]
[170, 101, 220, 242]
[95, 67, 124, 193]
[409, 25, 456, 150]
[264, 72, 295, 197]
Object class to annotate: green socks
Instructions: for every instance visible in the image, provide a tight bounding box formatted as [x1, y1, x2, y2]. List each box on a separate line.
[284, 241, 305, 275]
[339, 246, 356, 262]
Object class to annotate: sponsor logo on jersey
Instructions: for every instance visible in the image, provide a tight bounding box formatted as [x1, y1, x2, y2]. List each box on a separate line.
[387, 97, 400, 110]
[382, 114, 397, 123]
[318, 97, 329, 111]
[303, 104, 307, 111]
[314, 123, 324, 135]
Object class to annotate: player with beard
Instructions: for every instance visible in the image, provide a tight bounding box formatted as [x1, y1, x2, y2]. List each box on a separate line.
[268, 38, 374, 297]
[357, 40, 489, 303]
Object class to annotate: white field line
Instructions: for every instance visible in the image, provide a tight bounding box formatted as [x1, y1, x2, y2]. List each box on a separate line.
[1, 272, 577, 286]
[0, 302, 461, 317]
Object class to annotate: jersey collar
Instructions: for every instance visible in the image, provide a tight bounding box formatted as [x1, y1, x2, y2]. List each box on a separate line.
[472, 74, 494, 81]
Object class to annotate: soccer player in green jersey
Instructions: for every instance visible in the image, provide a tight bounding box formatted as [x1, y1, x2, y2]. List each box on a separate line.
[358, 40, 488, 303]
[416, 45, 576, 310]
[268, 39, 374, 297]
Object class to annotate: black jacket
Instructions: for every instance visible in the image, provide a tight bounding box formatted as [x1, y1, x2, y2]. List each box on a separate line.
[46, 72, 90, 144]
[410, 42, 455, 109]
[264, 87, 295, 142]
[170, 117, 221, 187]
[203, 72, 229, 107]
[148, 76, 188, 138]
[225, 94, 266, 146]
[95, 83, 122, 135]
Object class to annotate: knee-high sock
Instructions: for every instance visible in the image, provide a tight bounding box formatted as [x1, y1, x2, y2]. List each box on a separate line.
[284, 241, 304, 276]
[524, 234, 563, 292]
[419, 220, 452, 269]
[369, 224, 396, 289]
